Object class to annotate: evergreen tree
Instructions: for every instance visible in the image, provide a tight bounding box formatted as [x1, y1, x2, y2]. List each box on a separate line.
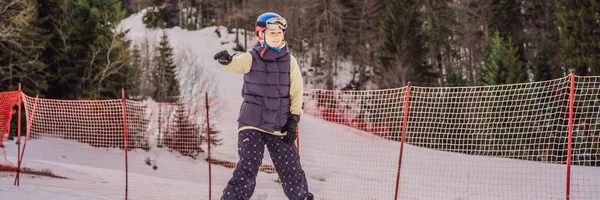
[555, 0, 600, 166]
[518, 0, 565, 163]
[338, 0, 384, 90]
[489, 0, 522, 42]
[531, 36, 556, 82]
[378, 0, 436, 88]
[164, 104, 221, 159]
[142, 2, 163, 28]
[423, 0, 456, 85]
[0, 0, 50, 139]
[445, 65, 468, 87]
[504, 38, 526, 84]
[556, 0, 600, 75]
[410, 0, 459, 151]
[489, 0, 526, 69]
[142, 0, 181, 29]
[479, 29, 531, 159]
[35, 0, 134, 100]
[151, 31, 180, 102]
[480, 29, 503, 85]
[523, 0, 562, 80]
[373, 0, 438, 142]
[480, 29, 525, 85]
[0, 0, 48, 95]
[127, 44, 143, 99]
[164, 104, 203, 158]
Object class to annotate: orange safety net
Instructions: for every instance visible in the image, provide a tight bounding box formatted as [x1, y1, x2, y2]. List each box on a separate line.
[10, 74, 600, 199]
[0, 91, 20, 146]
[0, 91, 20, 168]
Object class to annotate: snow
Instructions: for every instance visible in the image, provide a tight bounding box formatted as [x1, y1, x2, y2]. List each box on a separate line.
[1, 8, 599, 200]
[4, 120, 600, 199]
[120, 9, 257, 100]
[0, 179, 123, 200]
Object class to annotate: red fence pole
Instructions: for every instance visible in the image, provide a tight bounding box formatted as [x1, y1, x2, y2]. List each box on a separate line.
[121, 89, 129, 200]
[395, 83, 412, 200]
[205, 92, 212, 200]
[15, 84, 22, 186]
[15, 94, 38, 186]
[566, 73, 575, 200]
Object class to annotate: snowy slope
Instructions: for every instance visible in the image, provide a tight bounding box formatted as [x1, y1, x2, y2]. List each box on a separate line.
[4, 117, 600, 200]
[119, 9, 257, 100]
[1, 8, 599, 200]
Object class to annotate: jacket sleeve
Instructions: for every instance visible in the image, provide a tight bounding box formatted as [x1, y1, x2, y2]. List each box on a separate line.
[221, 52, 252, 74]
[289, 56, 304, 116]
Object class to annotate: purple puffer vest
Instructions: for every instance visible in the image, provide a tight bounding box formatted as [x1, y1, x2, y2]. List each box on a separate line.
[237, 43, 291, 132]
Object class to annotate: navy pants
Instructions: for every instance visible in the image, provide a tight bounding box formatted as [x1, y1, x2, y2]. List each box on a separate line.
[221, 129, 313, 200]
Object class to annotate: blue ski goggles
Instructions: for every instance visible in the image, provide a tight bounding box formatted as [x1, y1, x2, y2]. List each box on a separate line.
[258, 18, 287, 30]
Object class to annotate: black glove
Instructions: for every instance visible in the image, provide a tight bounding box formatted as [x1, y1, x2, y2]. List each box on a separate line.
[213, 50, 233, 65]
[282, 114, 300, 144]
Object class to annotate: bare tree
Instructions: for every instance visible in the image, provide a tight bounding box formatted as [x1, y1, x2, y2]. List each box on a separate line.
[0, 0, 46, 91]
[283, 0, 346, 89]
[127, 0, 153, 13]
[521, 0, 561, 77]
[150, 43, 222, 152]
[133, 31, 159, 98]
[0, 0, 35, 52]
[90, 29, 131, 97]
[174, 44, 218, 103]
[449, 0, 491, 83]
[166, 0, 200, 29]
[338, 0, 384, 90]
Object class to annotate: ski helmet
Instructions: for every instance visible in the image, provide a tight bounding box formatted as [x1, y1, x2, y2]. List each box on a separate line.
[255, 12, 287, 42]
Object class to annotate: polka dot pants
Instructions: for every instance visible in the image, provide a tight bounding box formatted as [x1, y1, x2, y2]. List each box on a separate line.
[221, 129, 313, 200]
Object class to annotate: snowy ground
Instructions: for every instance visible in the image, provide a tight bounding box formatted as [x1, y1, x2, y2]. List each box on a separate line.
[3, 119, 600, 200]
[1, 8, 600, 200]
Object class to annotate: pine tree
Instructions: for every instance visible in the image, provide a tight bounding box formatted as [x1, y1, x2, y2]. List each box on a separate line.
[523, 0, 562, 80]
[555, 0, 600, 165]
[479, 29, 530, 158]
[489, 0, 526, 68]
[480, 29, 502, 85]
[451, 0, 492, 84]
[423, 0, 456, 85]
[504, 38, 526, 84]
[142, 1, 163, 28]
[378, 0, 437, 88]
[426, 0, 463, 147]
[0, 0, 48, 95]
[531, 36, 555, 82]
[142, 0, 181, 29]
[0, 0, 49, 139]
[445, 65, 468, 87]
[127, 44, 143, 99]
[480, 29, 525, 85]
[34, 0, 134, 100]
[164, 104, 221, 159]
[338, 0, 384, 90]
[371, 0, 437, 142]
[165, 104, 202, 158]
[556, 0, 600, 76]
[526, 0, 570, 159]
[489, 0, 522, 41]
[151, 31, 180, 102]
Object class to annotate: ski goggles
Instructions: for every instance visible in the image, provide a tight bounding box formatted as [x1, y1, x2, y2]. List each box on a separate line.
[260, 18, 287, 30]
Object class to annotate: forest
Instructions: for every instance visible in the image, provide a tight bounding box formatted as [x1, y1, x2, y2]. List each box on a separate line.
[2, 0, 599, 98]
